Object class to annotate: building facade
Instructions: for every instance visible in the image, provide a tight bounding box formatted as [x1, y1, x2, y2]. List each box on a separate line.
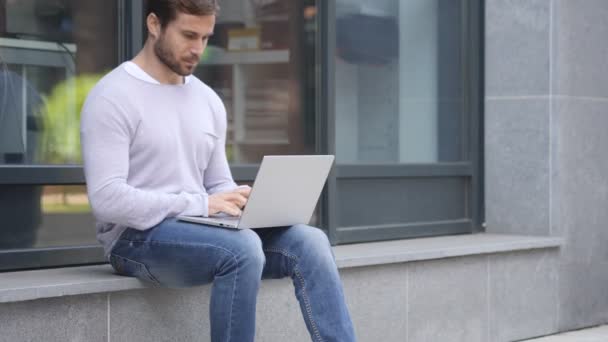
[0, 0, 607, 341]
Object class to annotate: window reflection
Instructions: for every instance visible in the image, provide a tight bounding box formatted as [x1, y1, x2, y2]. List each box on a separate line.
[0, 0, 118, 165]
[0, 185, 96, 250]
[195, 0, 317, 164]
[335, 0, 465, 164]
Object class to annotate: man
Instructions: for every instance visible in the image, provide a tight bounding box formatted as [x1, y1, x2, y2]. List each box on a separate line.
[80, 1, 356, 341]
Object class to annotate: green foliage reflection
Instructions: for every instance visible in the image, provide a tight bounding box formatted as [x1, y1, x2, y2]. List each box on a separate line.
[39, 73, 103, 164]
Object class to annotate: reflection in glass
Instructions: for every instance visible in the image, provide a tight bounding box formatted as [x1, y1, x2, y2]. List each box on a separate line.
[0, 0, 118, 165]
[0, 185, 96, 250]
[195, 0, 317, 164]
[335, 0, 465, 164]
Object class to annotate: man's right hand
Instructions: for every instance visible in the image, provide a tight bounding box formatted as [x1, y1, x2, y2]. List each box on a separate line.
[208, 186, 251, 217]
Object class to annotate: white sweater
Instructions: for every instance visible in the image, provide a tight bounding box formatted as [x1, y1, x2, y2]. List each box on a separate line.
[80, 63, 237, 257]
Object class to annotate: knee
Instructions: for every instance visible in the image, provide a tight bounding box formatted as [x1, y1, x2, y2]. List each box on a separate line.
[296, 224, 331, 247]
[292, 225, 335, 265]
[232, 229, 266, 272]
[216, 229, 265, 278]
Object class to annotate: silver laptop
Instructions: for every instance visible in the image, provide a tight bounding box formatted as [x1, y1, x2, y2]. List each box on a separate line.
[177, 155, 334, 229]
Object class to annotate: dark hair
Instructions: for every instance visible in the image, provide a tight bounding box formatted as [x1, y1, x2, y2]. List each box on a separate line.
[146, 0, 219, 27]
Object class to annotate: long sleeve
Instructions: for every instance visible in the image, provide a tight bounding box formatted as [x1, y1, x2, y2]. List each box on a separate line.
[203, 94, 238, 196]
[80, 95, 205, 230]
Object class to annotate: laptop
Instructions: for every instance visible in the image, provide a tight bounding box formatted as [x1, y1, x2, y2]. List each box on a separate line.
[177, 155, 334, 229]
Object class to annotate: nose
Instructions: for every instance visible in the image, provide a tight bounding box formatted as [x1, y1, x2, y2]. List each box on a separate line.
[191, 40, 205, 56]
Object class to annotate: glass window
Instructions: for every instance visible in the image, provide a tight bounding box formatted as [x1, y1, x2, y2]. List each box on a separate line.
[0, 185, 95, 250]
[0, 0, 119, 165]
[334, 0, 465, 164]
[0, 0, 482, 271]
[0, 0, 121, 269]
[195, 0, 318, 164]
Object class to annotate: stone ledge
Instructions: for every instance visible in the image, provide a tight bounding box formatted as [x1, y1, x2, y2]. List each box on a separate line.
[0, 233, 562, 304]
[334, 233, 563, 268]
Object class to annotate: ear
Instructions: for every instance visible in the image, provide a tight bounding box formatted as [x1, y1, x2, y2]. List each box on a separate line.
[147, 13, 161, 39]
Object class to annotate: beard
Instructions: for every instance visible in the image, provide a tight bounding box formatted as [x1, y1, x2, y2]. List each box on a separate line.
[153, 35, 197, 77]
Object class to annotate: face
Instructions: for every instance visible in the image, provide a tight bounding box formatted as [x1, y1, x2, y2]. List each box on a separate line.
[152, 12, 215, 76]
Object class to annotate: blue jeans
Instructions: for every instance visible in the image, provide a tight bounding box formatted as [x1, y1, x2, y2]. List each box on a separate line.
[109, 218, 356, 342]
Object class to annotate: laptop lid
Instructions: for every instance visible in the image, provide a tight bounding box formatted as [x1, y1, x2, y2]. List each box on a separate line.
[236, 155, 334, 229]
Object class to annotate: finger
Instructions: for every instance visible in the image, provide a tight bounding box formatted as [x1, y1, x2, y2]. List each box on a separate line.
[232, 194, 248, 208]
[234, 186, 251, 198]
[223, 193, 248, 208]
[222, 201, 242, 217]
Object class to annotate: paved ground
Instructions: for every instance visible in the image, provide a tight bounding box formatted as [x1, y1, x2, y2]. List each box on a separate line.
[523, 325, 608, 341]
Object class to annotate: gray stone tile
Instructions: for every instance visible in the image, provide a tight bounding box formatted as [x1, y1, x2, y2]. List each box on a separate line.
[551, 98, 608, 259]
[553, 0, 608, 98]
[408, 256, 488, 342]
[110, 287, 211, 342]
[486, 0, 551, 96]
[342, 263, 407, 342]
[485, 99, 551, 235]
[558, 261, 608, 331]
[110, 270, 399, 342]
[0, 294, 106, 342]
[335, 233, 562, 268]
[489, 250, 559, 342]
[0, 265, 145, 304]
[255, 278, 310, 342]
[552, 98, 608, 330]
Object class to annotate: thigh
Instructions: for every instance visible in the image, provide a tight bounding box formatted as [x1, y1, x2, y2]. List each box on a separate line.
[111, 218, 263, 287]
[256, 224, 334, 279]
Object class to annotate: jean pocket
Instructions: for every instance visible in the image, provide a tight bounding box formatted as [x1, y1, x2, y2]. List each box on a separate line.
[109, 254, 160, 285]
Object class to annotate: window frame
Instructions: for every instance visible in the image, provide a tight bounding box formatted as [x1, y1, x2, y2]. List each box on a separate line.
[319, 0, 485, 244]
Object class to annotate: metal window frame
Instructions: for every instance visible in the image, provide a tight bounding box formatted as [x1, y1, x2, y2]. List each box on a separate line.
[319, 0, 484, 245]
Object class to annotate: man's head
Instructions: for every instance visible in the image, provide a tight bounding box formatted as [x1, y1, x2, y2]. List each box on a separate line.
[146, 0, 219, 76]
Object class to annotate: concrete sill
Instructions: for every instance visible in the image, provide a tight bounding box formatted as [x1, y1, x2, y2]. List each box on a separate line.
[333, 233, 563, 268]
[0, 233, 563, 304]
